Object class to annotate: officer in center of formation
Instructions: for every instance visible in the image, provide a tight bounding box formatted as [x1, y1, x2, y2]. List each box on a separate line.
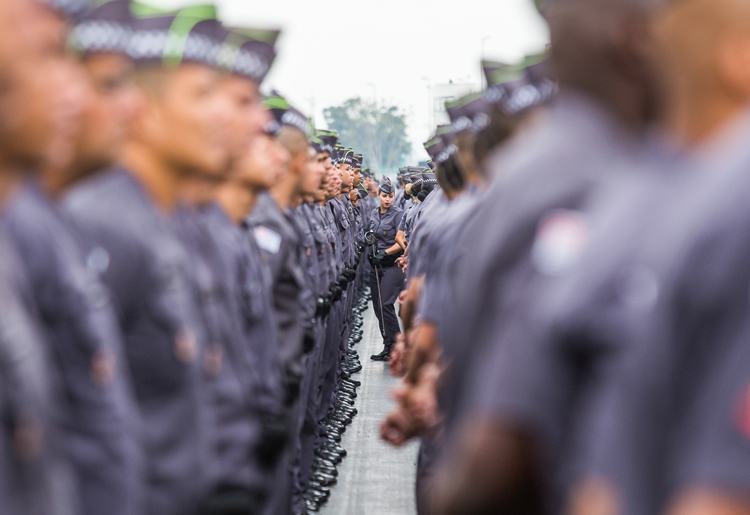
[367, 177, 405, 361]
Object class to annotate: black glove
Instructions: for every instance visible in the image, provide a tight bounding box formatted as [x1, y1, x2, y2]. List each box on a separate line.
[337, 275, 349, 288]
[315, 296, 331, 318]
[369, 250, 386, 266]
[329, 284, 342, 300]
[302, 329, 316, 354]
[256, 411, 290, 468]
[343, 268, 356, 281]
[282, 374, 301, 407]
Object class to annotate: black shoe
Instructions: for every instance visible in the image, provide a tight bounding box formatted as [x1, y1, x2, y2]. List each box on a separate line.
[320, 442, 346, 455]
[312, 473, 336, 487]
[335, 396, 355, 406]
[316, 450, 342, 464]
[306, 488, 329, 501]
[370, 348, 391, 361]
[332, 412, 353, 422]
[336, 394, 355, 404]
[336, 414, 355, 424]
[339, 385, 357, 395]
[305, 481, 330, 493]
[338, 407, 357, 417]
[315, 462, 338, 476]
[324, 421, 346, 433]
[320, 432, 342, 443]
[305, 499, 320, 513]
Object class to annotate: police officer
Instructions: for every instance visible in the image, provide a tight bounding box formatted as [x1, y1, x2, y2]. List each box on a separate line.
[209, 24, 286, 513]
[0, 3, 84, 514]
[64, 6, 224, 514]
[4, 3, 143, 515]
[245, 92, 322, 515]
[562, 2, 750, 513]
[368, 177, 405, 361]
[164, 16, 278, 515]
[214, 110, 292, 499]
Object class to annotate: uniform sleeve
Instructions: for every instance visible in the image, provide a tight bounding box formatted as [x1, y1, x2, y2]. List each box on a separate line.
[398, 211, 407, 232]
[416, 276, 443, 325]
[466, 306, 572, 450]
[672, 325, 750, 498]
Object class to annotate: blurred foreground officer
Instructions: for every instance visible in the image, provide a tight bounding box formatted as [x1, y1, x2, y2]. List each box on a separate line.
[64, 4, 227, 514]
[368, 177, 405, 361]
[209, 25, 289, 513]
[0, 2, 85, 514]
[564, 1, 750, 513]
[246, 94, 310, 409]
[3, 2, 143, 514]
[429, 0, 664, 512]
[245, 93, 314, 515]
[162, 13, 276, 515]
[215, 125, 291, 480]
[0, 240, 71, 515]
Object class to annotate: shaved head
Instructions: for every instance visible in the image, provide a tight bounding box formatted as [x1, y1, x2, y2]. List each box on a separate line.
[276, 126, 309, 159]
[546, 0, 663, 126]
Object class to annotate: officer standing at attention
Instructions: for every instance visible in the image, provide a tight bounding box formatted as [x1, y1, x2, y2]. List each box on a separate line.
[368, 177, 405, 361]
[64, 5, 224, 513]
[4, 2, 143, 514]
[0, 2, 85, 513]
[245, 92, 316, 515]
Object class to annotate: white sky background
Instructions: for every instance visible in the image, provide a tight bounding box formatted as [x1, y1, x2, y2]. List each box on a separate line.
[151, 0, 550, 163]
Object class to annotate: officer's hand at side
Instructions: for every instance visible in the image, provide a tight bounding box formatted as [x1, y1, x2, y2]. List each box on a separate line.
[256, 412, 290, 468]
[389, 334, 407, 377]
[369, 250, 386, 266]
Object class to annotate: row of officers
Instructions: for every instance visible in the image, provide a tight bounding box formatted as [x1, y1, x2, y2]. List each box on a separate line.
[0, 1, 391, 514]
[375, 0, 750, 515]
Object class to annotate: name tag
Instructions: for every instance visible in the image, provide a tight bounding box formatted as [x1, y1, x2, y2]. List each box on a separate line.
[253, 226, 282, 254]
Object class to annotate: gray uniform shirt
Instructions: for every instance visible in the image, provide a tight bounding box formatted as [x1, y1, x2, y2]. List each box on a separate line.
[0, 230, 74, 515]
[173, 204, 262, 492]
[437, 93, 647, 507]
[245, 193, 307, 401]
[64, 169, 211, 515]
[368, 204, 405, 254]
[583, 112, 750, 514]
[4, 182, 141, 515]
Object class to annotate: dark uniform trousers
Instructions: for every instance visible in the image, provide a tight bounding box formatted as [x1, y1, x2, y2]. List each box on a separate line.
[369, 262, 402, 349]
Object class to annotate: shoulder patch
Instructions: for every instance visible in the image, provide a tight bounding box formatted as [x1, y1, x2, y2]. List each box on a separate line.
[735, 384, 750, 440]
[253, 226, 282, 255]
[531, 209, 589, 275]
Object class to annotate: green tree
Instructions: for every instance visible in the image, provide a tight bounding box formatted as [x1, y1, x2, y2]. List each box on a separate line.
[323, 97, 412, 175]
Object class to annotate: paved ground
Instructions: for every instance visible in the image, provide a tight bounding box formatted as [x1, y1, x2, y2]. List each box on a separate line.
[321, 305, 418, 515]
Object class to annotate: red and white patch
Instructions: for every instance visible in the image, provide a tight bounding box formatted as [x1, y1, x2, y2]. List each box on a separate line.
[734, 384, 750, 439]
[531, 209, 589, 275]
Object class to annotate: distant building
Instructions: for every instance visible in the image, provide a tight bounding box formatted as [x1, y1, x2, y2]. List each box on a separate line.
[428, 81, 478, 130]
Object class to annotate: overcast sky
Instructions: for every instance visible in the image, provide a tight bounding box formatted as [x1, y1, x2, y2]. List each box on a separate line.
[151, 0, 549, 163]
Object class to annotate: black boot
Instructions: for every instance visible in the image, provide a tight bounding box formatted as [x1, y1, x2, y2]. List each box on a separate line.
[370, 346, 391, 361]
